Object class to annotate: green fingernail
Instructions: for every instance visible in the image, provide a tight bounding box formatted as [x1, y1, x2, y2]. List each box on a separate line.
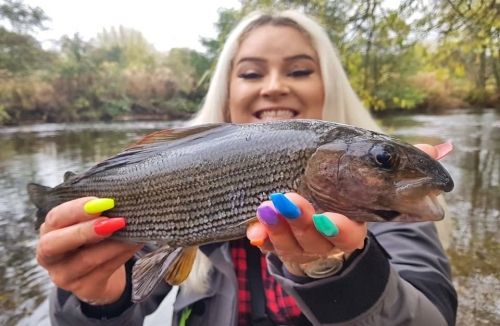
[312, 214, 339, 237]
[84, 198, 115, 214]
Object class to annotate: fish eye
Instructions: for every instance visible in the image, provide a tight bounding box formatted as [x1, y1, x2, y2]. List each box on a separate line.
[370, 144, 398, 170]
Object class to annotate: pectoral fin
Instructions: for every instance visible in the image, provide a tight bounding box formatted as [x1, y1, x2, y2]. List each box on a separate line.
[131, 245, 199, 302]
[232, 217, 259, 228]
[131, 246, 183, 302]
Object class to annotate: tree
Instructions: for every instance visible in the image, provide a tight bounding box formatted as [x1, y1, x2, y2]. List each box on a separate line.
[0, 0, 51, 73]
[92, 26, 159, 69]
[429, 0, 500, 98]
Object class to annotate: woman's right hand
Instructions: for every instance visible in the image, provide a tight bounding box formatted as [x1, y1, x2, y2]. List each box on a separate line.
[36, 197, 144, 305]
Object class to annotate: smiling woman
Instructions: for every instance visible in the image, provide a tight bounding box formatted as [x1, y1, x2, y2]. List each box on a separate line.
[35, 9, 457, 326]
[229, 24, 324, 123]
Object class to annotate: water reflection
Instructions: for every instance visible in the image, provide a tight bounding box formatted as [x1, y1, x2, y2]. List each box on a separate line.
[0, 113, 499, 325]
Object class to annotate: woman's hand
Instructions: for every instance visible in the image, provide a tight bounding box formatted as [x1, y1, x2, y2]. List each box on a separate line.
[36, 197, 144, 305]
[246, 142, 452, 277]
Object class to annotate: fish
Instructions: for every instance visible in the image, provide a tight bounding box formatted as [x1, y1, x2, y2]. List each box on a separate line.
[26, 119, 454, 302]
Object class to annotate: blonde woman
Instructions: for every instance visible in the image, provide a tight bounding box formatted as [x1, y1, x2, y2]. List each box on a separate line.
[38, 10, 456, 326]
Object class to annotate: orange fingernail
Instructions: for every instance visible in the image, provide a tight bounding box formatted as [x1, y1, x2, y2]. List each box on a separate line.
[250, 239, 265, 246]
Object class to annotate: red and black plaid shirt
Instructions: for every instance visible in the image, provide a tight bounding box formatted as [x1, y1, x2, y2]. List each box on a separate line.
[230, 238, 302, 325]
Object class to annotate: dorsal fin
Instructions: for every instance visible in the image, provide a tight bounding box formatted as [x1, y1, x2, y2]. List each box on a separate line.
[125, 123, 228, 151]
[70, 123, 234, 182]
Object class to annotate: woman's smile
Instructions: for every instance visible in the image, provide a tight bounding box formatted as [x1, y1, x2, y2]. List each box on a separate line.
[228, 25, 325, 124]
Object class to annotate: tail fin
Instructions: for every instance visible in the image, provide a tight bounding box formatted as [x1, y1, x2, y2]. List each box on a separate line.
[27, 183, 53, 231]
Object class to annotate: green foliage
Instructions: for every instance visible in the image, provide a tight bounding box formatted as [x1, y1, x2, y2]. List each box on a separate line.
[92, 26, 159, 69]
[1, 0, 499, 126]
[0, 0, 53, 74]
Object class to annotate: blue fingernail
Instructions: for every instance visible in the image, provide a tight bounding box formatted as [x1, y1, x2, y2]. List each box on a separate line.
[270, 193, 301, 219]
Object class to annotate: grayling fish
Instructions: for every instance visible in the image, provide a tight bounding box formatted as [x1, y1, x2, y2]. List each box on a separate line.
[27, 119, 454, 302]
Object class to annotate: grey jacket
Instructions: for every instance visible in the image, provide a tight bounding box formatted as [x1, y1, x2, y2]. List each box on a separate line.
[49, 221, 457, 326]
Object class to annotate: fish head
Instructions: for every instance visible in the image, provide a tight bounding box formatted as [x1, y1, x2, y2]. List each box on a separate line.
[303, 137, 454, 222]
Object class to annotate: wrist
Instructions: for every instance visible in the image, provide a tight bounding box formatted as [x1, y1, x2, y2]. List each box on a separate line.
[283, 249, 351, 279]
[80, 262, 134, 319]
[80, 266, 127, 306]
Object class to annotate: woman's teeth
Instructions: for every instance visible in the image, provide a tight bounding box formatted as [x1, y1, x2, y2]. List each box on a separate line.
[258, 110, 295, 119]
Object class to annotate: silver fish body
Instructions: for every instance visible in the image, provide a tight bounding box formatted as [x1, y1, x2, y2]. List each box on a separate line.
[27, 119, 454, 301]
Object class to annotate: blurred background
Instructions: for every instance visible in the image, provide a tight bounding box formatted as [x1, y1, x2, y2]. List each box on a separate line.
[0, 0, 499, 325]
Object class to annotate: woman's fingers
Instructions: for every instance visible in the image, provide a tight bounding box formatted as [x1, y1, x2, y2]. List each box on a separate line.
[37, 197, 127, 264]
[255, 194, 333, 260]
[49, 240, 142, 293]
[35, 197, 139, 304]
[40, 197, 101, 233]
[247, 193, 368, 264]
[414, 142, 453, 160]
[312, 212, 366, 253]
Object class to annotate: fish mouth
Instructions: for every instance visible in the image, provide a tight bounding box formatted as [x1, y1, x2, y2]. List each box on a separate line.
[254, 108, 299, 121]
[372, 190, 445, 222]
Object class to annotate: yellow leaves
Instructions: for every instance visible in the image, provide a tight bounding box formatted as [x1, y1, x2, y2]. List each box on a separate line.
[454, 65, 466, 78]
[392, 96, 409, 108]
[359, 90, 387, 111]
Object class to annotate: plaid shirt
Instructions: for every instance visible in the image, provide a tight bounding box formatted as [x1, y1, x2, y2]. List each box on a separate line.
[230, 238, 302, 325]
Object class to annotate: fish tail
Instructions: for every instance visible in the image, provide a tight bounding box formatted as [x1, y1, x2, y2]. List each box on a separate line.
[27, 183, 53, 231]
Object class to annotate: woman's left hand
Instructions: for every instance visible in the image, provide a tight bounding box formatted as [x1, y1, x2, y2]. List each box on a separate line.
[246, 142, 452, 277]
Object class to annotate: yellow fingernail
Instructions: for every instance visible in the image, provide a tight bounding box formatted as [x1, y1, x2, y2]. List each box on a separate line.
[84, 198, 115, 214]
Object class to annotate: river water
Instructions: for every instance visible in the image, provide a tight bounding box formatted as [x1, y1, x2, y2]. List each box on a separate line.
[0, 110, 498, 325]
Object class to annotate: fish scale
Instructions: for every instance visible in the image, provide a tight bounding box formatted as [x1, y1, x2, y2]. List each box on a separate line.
[43, 125, 314, 247]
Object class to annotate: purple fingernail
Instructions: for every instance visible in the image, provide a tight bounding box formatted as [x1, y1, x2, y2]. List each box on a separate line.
[257, 206, 279, 226]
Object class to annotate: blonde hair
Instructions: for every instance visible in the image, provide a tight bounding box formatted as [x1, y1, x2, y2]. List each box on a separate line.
[189, 10, 382, 132]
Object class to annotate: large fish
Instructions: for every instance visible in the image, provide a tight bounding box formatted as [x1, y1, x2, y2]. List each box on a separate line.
[27, 119, 454, 302]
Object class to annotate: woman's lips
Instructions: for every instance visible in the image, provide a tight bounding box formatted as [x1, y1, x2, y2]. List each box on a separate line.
[254, 109, 298, 120]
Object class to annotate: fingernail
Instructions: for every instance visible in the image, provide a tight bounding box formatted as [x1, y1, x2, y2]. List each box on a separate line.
[84, 198, 115, 215]
[257, 206, 279, 226]
[435, 142, 453, 160]
[250, 239, 265, 246]
[312, 214, 339, 237]
[94, 217, 126, 235]
[270, 193, 301, 219]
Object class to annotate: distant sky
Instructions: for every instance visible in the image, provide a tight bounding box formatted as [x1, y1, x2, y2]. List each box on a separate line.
[24, 0, 241, 53]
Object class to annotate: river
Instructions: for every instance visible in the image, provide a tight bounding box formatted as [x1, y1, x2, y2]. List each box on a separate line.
[0, 110, 498, 326]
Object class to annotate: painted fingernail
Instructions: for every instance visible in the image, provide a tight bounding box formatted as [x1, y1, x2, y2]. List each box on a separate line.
[94, 217, 126, 235]
[270, 193, 301, 219]
[250, 239, 265, 246]
[435, 142, 453, 160]
[312, 214, 339, 237]
[84, 198, 115, 215]
[257, 206, 279, 226]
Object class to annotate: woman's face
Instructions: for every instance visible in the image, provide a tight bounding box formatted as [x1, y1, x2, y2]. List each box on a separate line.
[228, 25, 325, 124]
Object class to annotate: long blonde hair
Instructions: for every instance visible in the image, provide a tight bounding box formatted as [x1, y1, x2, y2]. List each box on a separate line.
[188, 10, 381, 132]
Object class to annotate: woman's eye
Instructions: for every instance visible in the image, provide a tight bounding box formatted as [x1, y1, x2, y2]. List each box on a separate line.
[238, 72, 261, 79]
[289, 70, 313, 77]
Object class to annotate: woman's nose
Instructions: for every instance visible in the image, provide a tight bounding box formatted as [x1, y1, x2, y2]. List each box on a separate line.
[260, 74, 290, 99]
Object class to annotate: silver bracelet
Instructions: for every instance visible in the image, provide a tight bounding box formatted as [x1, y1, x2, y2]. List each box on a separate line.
[298, 251, 347, 279]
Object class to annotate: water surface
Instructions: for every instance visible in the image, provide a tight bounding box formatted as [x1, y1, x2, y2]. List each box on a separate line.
[0, 111, 498, 325]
